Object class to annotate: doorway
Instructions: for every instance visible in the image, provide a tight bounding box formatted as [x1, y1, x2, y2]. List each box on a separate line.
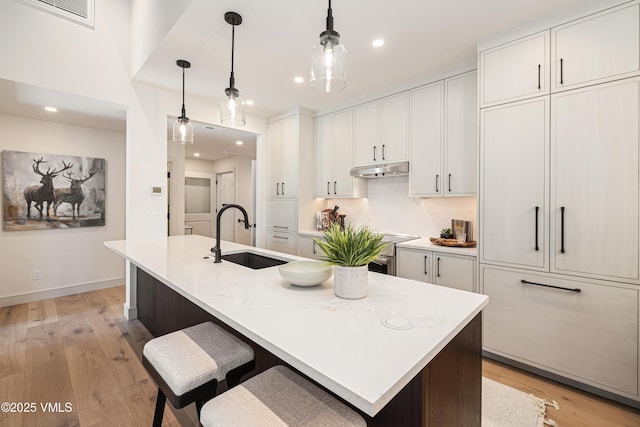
[184, 172, 216, 237]
[215, 170, 236, 241]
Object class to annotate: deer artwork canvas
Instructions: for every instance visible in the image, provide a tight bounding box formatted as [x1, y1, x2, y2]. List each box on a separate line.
[2, 150, 106, 230]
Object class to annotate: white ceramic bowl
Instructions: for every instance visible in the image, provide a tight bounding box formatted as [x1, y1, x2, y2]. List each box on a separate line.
[279, 261, 333, 287]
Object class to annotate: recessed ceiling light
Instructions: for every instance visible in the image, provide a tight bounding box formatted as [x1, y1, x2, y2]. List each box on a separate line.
[294, 76, 305, 84]
[44, 106, 58, 112]
[194, 152, 200, 157]
[372, 39, 385, 47]
[245, 100, 254, 106]
[236, 140, 243, 145]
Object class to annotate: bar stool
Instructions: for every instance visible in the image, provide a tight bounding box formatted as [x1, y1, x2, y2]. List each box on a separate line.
[142, 322, 255, 427]
[200, 365, 366, 426]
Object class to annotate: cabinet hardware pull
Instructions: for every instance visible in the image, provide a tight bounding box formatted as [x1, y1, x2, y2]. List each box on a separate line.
[373, 146, 377, 161]
[273, 225, 288, 229]
[274, 235, 289, 240]
[282, 182, 285, 195]
[560, 206, 565, 254]
[312, 240, 316, 254]
[535, 206, 539, 251]
[560, 58, 564, 85]
[276, 182, 280, 195]
[382, 144, 386, 160]
[327, 182, 330, 195]
[448, 174, 452, 192]
[435, 174, 439, 192]
[437, 257, 441, 277]
[537, 64, 541, 90]
[424, 255, 428, 275]
[521, 279, 581, 293]
[334, 181, 337, 195]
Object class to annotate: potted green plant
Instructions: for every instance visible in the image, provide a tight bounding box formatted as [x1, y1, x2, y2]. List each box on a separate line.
[314, 223, 388, 299]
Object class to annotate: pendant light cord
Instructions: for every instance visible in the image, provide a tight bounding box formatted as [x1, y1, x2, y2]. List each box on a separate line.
[326, 0, 333, 31]
[181, 66, 186, 118]
[229, 24, 236, 89]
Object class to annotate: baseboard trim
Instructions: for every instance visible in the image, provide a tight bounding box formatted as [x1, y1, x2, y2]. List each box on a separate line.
[0, 277, 125, 308]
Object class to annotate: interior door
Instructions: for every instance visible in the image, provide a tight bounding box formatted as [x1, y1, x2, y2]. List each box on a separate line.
[184, 172, 216, 237]
[216, 170, 236, 242]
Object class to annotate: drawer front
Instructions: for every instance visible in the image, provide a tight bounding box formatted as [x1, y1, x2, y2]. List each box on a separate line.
[266, 231, 298, 256]
[265, 199, 297, 232]
[482, 266, 638, 396]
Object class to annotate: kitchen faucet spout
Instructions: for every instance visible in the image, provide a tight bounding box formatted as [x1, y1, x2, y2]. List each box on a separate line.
[212, 203, 250, 263]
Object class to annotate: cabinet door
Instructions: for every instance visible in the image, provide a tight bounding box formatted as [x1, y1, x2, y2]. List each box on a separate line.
[396, 248, 431, 283]
[265, 231, 298, 256]
[266, 119, 283, 197]
[433, 253, 475, 292]
[480, 97, 549, 270]
[552, 4, 640, 92]
[332, 109, 357, 197]
[380, 93, 408, 162]
[280, 116, 299, 197]
[265, 199, 298, 232]
[482, 266, 638, 396]
[354, 101, 379, 166]
[314, 115, 334, 197]
[551, 78, 639, 281]
[410, 82, 443, 196]
[480, 31, 549, 107]
[445, 71, 477, 196]
[298, 235, 323, 260]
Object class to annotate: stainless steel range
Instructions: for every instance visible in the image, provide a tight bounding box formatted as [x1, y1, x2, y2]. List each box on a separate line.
[369, 232, 420, 276]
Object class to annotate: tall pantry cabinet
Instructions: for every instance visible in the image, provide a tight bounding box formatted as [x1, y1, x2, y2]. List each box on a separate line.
[479, 0, 640, 406]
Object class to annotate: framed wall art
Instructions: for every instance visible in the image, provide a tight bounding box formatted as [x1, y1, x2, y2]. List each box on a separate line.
[2, 150, 106, 230]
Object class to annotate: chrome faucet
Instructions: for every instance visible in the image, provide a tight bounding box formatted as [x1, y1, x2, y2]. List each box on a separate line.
[212, 204, 250, 263]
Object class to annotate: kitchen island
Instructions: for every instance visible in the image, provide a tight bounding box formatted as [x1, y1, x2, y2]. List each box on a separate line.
[105, 235, 488, 426]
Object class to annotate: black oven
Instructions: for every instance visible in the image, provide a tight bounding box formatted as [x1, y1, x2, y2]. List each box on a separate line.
[368, 256, 392, 275]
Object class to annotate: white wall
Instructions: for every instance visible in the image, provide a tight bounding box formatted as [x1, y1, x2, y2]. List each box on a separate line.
[324, 177, 477, 240]
[0, 114, 125, 305]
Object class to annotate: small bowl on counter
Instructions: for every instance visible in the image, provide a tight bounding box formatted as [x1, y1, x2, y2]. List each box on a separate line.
[279, 261, 333, 287]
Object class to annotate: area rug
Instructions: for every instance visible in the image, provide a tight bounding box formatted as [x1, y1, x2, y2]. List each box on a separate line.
[483, 377, 560, 427]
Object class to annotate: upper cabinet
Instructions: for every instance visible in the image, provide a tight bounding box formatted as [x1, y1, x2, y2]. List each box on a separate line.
[314, 109, 367, 198]
[267, 115, 299, 198]
[551, 3, 640, 92]
[354, 93, 408, 167]
[480, 31, 549, 107]
[410, 71, 477, 197]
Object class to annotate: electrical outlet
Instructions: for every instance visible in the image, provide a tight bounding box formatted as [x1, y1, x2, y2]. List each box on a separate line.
[32, 269, 41, 280]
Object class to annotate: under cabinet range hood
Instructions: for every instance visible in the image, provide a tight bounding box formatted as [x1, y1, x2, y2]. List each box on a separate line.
[350, 161, 409, 178]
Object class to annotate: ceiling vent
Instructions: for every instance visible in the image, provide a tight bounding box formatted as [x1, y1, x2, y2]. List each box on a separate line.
[20, 0, 94, 28]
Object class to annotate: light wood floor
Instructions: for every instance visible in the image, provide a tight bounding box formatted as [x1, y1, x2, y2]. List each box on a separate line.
[0, 286, 639, 427]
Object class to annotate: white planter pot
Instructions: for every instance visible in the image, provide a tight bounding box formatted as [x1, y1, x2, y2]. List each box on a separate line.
[333, 265, 368, 299]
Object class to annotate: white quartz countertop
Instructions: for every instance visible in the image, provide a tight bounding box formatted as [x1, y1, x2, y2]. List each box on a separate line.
[396, 237, 478, 256]
[105, 235, 487, 416]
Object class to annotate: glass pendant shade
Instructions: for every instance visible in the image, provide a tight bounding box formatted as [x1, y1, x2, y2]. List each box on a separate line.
[310, 33, 347, 92]
[173, 116, 194, 144]
[220, 88, 246, 126]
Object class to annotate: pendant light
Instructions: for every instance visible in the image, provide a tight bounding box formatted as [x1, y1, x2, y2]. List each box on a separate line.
[172, 59, 194, 144]
[220, 11, 246, 127]
[310, 0, 347, 92]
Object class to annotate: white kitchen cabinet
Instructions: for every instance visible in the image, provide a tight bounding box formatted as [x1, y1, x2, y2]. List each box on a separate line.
[433, 252, 476, 292]
[354, 93, 408, 167]
[444, 71, 477, 196]
[396, 247, 432, 283]
[480, 31, 549, 107]
[265, 199, 297, 233]
[551, 3, 640, 92]
[396, 247, 475, 292]
[267, 115, 299, 198]
[265, 231, 297, 256]
[409, 81, 443, 196]
[550, 78, 639, 282]
[298, 234, 323, 260]
[314, 109, 367, 198]
[481, 265, 639, 397]
[409, 71, 476, 197]
[480, 97, 549, 270]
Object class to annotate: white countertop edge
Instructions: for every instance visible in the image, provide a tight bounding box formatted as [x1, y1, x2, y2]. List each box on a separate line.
[396, 237, 478, 256]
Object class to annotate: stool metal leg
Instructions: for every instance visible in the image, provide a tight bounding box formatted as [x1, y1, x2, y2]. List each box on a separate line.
[152, 388, 167, 427]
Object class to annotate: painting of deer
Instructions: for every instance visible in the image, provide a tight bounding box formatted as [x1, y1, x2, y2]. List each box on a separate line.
[2, 150, 106, 230]
[53, 170, 96, 218]
[23, 157, 73, 220]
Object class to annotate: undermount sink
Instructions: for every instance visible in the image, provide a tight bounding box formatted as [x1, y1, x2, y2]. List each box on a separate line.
[221, 252, 288, 270]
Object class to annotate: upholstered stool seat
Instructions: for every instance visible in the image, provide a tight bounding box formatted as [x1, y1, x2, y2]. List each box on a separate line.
[142, 322, 255, 427]
[200, 365, 366, 427]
